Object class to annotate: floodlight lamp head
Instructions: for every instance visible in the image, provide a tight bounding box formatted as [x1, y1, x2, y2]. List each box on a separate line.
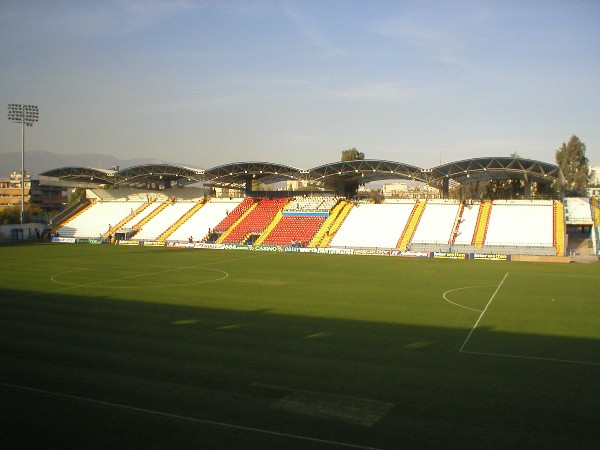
[7, 104, 39, 124]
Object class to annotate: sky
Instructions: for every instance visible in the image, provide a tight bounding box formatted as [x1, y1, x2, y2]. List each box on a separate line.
[1, 0, 599, 172]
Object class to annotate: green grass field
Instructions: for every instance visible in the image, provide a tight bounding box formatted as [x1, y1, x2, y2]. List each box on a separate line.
[1, 243, 599, 449]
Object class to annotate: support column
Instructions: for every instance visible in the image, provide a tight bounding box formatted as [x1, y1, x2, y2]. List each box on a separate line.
[442, 177, 450, 198]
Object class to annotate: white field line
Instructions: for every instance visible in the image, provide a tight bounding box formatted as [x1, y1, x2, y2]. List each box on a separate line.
[0, 382, 383, 450]
[459, 272, 509, 353]
[461, 350, 600, 367]
[1, 254, 264, 302]
[442, 285, 498, 312]
[50, 268, 230, 289]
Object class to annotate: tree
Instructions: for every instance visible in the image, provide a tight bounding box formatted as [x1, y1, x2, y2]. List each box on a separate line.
[365, 189, 385, 203]
[68, 188, 86, 206]
[483, 179, 525, 199]
[451, 179, 523, 200]
[0, 206, 21, 225]
[555, 135, 589, 195]
[320, 147, 370, 196]
[0, 204, 44, 225]
[341, 148, 365, 161]
[322, 148, 366, 197]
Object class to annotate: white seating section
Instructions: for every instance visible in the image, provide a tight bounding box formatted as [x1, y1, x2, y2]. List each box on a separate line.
[453, 203, 480, 245]
[58, 201, 144, 238]
[411, 200, 459, 245]
[133, 202, 198, 241]
[564, 197, 593, 223]
[168, 198, 242, 242]
[285, 196, 338, 212]
[484, 200, 554, 247]
[120, 202, 163, 228]
[329, 202, 415, 248]
[57, 197, 245, 241]
[57, 196, 560, 251]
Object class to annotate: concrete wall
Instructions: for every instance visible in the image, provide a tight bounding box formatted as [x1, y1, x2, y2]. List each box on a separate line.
[0, 223, 46, 241]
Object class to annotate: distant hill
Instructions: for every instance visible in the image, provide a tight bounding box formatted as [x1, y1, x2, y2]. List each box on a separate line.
[0, 151, 173, 178]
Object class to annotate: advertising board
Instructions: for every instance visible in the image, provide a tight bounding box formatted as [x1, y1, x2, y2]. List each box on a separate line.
[51, 237, 76, 243]
[117, 240, 140, 246]
[390, 250, 430, 258]
[354, 249, 390, 256]
[432, 251, 468, 260]
[472, 253, 511, 261]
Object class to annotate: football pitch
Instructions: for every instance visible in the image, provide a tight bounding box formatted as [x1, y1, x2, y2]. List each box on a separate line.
[1, 243, 599, 449]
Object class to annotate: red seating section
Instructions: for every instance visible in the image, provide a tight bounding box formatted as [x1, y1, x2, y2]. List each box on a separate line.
[214, 197, 255, 232]
[222, 198, 289, 243]
[262, 215, 325, 246]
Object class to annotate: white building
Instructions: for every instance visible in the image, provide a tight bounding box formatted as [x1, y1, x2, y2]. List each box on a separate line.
[382, 182, 409, 197]
[590, 165, 600, 185]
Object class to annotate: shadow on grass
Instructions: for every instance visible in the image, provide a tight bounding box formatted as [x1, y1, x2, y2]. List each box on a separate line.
[0, 288, 599, 450]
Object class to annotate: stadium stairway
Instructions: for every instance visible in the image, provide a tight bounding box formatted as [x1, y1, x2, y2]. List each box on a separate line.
[216, 201, 258, 244]
[156, 199, 206, 242]
[313, 201, 353, 247]
[240, 232, 257, 245]
[592, 197, 600, 226]
[448, 201, 465, 245]
[308, 201, 345, 247]
[554, 200, 566, 256]
[130, 198, 174, 237]
[397, 199, 426, 250]
[214, 197, 255, 233]
[594, 198, 600, 256]
[253, 210, 283, 246]
[221, 198, 289, 244]
[472, 201, 492, 248]
[102, 200, 155, 241]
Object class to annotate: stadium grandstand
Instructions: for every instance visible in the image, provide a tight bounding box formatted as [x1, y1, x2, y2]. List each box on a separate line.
[39, 156, 599, 259]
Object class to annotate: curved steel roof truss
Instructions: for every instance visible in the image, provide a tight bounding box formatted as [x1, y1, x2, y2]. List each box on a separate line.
[309, 160, 427, 184]
[38, 157, 562, 192]
[114, 164, 204, 187]
[428, 157, 562, 186]
[203, 162, 305, 188]
[38, 167, 116, 184]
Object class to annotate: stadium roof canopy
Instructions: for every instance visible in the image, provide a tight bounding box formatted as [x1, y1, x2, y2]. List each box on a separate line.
[39, 157, 562, 193]
[38, 160, 429, 189]
[113, 164, 205, 188]
[202, 162, 307, 189]
[308, 159, 427, 184]
[38, 166, 116, 188]
[426, 157, 563, 187]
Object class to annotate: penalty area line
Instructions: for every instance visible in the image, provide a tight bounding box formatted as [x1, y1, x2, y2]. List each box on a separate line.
[459, 272, 509, 353]
[0, 382, 383, 450]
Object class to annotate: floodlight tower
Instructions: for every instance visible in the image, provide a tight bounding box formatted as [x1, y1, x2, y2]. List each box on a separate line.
[7, 104, 39, 224]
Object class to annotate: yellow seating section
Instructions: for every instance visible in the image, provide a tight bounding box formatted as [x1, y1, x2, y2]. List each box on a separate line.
[472, 201, 492, 248]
